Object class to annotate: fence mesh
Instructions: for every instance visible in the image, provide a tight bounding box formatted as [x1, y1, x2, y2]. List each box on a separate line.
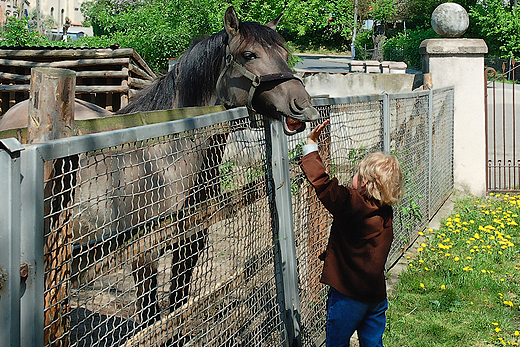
[42, 116, 286, 347]
[388, 94, 430, 264]
[9, 89, 454, 347]
[431, 88, 455, 213]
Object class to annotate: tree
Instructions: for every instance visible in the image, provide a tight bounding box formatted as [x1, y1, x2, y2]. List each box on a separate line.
[469, 0, 520, 59]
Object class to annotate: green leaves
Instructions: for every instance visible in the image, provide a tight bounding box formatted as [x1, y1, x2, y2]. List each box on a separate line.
[469, 0, 520, 59]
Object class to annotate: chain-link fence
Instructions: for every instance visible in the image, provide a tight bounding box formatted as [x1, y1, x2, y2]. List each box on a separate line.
[1, 87, 454, 347]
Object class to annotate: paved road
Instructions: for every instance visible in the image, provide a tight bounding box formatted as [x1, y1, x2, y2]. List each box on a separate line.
[294, 55, 351, 73]
[294, 54, 423, 74]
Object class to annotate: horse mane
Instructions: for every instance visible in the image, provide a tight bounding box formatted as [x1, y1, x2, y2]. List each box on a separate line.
[116, 20, 288, 114]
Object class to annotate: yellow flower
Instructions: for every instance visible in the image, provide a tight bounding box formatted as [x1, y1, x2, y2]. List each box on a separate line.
[515, 331, 519, 336]
[420, 283, 425, 288]
[417, 248, 424, 252]
[454, 256, 460, 261]
[440, 285, 446, 290]
[495, 327, 502, 333]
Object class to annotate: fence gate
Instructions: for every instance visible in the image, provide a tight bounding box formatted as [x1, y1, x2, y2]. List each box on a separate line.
[485, 59, 520, 192]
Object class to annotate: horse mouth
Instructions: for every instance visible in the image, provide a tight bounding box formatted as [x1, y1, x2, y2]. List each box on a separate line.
[282, 103, 319, 135]
[284, 116, 306, 135]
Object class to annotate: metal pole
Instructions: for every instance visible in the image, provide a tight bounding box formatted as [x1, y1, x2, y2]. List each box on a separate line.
[382, 92, 390, 153]
[36, 0, 42, 34]
[266, 119, 302, 347]
[0, 138, 24, 347]
[351, 0, 358, 59]
[428, 89, 433, 219]
[20, 146, 45, 347]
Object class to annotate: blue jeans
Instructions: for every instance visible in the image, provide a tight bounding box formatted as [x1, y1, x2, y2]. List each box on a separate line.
[326, 287, 388, 347]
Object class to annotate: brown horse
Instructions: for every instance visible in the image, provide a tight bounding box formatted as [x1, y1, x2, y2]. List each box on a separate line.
[113, 6, 319, 327]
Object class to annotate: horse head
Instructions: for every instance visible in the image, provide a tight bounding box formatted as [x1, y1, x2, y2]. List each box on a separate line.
[216, 7, 319, 135]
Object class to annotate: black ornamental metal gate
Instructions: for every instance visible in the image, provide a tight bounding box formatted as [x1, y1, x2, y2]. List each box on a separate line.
[485, 59, 520, 192]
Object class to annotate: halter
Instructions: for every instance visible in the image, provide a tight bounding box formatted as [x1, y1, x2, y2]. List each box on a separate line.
[215, 45, 304, 111]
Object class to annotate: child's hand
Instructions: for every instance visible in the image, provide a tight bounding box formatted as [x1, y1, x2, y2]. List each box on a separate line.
[307, 119, 330, 145]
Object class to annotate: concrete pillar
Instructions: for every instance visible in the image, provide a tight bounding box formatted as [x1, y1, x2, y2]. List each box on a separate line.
[420, 38, 488, 196]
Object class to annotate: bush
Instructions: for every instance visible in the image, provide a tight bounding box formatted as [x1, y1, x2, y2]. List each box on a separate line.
[353, 30, 374, 60]
[383, 27, 438, 69]
[0, 17, 48, 46]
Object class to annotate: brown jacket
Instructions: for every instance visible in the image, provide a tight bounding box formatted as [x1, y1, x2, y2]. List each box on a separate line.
[300, 151, 393, 303]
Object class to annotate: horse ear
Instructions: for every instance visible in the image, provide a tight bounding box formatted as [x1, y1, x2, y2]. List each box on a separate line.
[224, 6, 240, 38]
[266, 12, 283, 30]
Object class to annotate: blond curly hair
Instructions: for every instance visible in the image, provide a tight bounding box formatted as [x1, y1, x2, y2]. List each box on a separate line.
[357, 152, 404, 206]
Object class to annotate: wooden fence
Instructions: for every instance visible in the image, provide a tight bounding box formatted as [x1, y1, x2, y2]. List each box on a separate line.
[0, 47, 156, 116]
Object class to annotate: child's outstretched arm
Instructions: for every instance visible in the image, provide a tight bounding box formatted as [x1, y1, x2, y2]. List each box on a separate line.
[307, 119, 330, 145]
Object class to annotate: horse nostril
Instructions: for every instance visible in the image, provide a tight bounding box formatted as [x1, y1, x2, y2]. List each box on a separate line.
[290, 98, 304, 114]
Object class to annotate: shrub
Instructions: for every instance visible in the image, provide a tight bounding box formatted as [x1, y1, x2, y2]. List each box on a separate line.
[383, 27, 438, 69]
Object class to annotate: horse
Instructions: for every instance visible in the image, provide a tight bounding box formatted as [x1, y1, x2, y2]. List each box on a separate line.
[101, 6, 318, 327]
[1, 6, 319, 336]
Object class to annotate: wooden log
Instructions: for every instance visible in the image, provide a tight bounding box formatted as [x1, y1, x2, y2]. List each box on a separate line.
[0, 57, 131, 69]
[121, 67, 129, 108]
[128, 76, 152, 89]
[131, 51, 157, 79]
[0, 85, 130, 94]
[0, 72, 31, 82]
[27, 67, 77, 347]
[75, 85, 129, 94]
[129, 62, 154, 81]
[0, 85, 30, 92]
[0, 70, 129, 84]
[76, 70, 129, 79]
[0, 48, 136, 59]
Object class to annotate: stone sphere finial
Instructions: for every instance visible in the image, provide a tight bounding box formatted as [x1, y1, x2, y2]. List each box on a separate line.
[431, 2, 469, 38]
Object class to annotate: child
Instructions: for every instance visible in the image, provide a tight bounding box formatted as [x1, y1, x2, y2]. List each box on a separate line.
[300, 119, 404, 347]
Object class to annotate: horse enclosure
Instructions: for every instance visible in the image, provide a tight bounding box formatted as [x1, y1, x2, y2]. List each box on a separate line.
[0, 87, 454, 347]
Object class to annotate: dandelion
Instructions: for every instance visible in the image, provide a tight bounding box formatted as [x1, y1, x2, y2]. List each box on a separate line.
[440, 285, 446, 290]
[420, 283, 425, 289]
[515, 331, 519, 336]
[454, 256, 460, 261]
[495, 327, 502, 333]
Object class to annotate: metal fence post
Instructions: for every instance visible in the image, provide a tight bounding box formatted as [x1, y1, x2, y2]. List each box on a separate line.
[266, 119, 302, 347]
[382, 92, 391, 153]
[0, 138, 24, 347]
[428, 89, 434, 219]
[20, 146, 45, 347]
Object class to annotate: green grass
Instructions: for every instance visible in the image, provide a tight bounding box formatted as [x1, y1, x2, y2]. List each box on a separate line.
[384, 193, 520, 346]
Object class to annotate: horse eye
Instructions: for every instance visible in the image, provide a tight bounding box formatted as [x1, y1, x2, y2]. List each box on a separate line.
[243, 52, 257, 61]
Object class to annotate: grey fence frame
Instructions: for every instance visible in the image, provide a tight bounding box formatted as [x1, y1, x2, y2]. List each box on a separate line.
[0, 87, 454, 347]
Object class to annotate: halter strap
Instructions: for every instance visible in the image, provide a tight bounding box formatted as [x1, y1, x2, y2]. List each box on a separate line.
[216, 45, 303, 111]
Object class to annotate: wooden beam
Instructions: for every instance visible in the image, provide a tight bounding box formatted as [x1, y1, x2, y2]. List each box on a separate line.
[128, 76, 152, 89]
[0, 57, 131, 69]
[27, 67, 77, 347]
[0, 48, 136, 59]
[0, 72, 31, 82]
[131, 51, 157, 79]
[75, 85, 129, 94]
[129, 62, 154, 81]
[0, 70, 130, 81]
